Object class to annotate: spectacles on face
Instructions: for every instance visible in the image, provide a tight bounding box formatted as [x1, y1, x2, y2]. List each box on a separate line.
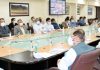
[72, 35, 81, 44]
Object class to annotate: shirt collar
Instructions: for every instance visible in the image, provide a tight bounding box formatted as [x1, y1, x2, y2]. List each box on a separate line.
[74, 42, 85, 47]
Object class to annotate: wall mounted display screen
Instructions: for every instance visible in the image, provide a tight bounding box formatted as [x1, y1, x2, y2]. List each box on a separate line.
[49, 0, 66, 15]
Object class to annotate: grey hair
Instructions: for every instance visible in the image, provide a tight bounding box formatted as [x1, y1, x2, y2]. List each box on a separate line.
[73, 29, 85, 42]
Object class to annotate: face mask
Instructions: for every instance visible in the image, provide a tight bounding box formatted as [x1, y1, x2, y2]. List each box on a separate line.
[13, 21, 16, 24]
[36, 21, 40, 25]
[1, 22, 6, 26]
[32, 19, 35, 22]
[71, 20, 75, 22]
[19, 23, 23, 26]
[47, 22, 51, 24]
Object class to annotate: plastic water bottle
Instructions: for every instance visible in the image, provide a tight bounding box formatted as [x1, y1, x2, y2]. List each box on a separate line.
[62, 27, 65, 35]
[34, 45, 38, 53]
[9, 32, 11, 37]
[30, 41, 38, 53]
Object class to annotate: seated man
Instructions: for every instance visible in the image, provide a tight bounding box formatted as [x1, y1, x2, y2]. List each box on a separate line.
[51, 18, 60, 29]
[32, 18, 43, 34]
[14, 19, 28, 35]
[0, 18, 10, 37]
[57, 29, 95, 70]
[69, 18, 77, 27]
[45, 18, 55, 32]
[8, 18, 18, 35]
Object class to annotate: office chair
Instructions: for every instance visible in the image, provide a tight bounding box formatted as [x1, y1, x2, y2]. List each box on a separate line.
[71, 49, 100, 70]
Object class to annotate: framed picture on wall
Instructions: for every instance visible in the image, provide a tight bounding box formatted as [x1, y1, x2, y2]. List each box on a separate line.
[9, 2, 29, 16]
[66, 5, 70, 15]
[88, 6, 93, 15]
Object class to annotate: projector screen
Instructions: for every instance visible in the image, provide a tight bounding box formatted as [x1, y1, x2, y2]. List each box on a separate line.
[49, 0, 66, 15]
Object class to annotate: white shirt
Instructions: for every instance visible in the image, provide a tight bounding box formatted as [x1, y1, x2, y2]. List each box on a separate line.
[58, 48, 77, 70]
[33, 23, 43, 34]
[46, 24, 54, 32]
[41, 23, 48, 33]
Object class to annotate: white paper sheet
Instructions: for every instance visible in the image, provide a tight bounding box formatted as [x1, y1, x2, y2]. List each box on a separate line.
[33, 52, 53, 58]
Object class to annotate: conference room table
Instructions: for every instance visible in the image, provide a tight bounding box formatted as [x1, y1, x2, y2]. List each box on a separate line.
[0, 27, 100, 70]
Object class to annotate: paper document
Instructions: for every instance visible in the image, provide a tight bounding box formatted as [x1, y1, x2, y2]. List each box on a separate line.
[49, 47, 65, 54]
[33, 52, 53, 58]
[33, 47, 65, 59]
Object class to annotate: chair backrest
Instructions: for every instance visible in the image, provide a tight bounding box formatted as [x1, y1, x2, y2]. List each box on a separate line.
[71, 49, 100, 70]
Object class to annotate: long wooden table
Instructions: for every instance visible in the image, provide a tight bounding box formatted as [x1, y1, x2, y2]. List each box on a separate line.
[0, 27, 100, 70]
[0, 38, 99, 70]
[0, 47, 26, 57]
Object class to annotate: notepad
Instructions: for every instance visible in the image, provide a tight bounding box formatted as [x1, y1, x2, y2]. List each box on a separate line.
[49, 47, 65, 54]
[33, 52, 53, 58]
[85, 38, 91, 44]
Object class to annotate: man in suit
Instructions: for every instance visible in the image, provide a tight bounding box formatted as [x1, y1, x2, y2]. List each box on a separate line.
[51, 18, 60, 29]
[78, 17, 86, 26]
[14, 19, 28, 35]
[8, 18, 18, 35]
[0, 18, 10, 37]
[57, 29, 95, 70]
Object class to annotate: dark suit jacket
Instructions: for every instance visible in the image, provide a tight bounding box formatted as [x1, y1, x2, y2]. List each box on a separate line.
[14, 25, 28, 35]
[0, 25, 10, 37]
[8, 23, 18, 30]
[8, 23, 18, 35]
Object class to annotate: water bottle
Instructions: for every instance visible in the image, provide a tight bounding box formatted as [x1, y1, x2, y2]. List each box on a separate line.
[9, 32, 11, 37]
[62, 27, 65, 35]
[34, 45, 38, 53]
[30, 41, 38, 53]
